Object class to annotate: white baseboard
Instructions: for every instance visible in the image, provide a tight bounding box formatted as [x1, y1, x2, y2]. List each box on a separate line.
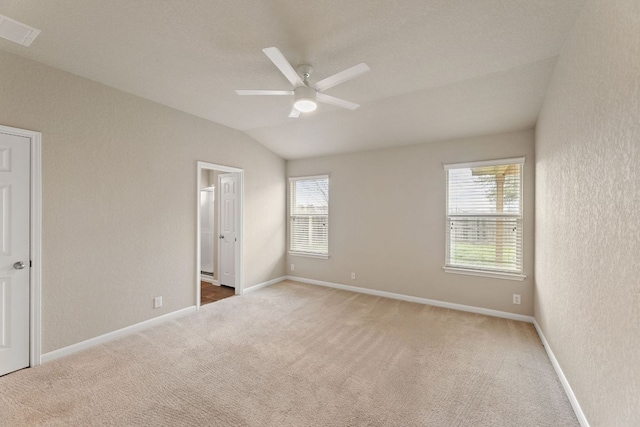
[200, 275, 219, 285]
[533, 320, 590, 427]
[285, 276, 534, 323]
[40, 306, 197, 364]
[244, 276, 287, 294]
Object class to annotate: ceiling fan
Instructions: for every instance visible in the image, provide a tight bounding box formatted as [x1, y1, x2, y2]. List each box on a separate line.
[236, 47, 370, 118]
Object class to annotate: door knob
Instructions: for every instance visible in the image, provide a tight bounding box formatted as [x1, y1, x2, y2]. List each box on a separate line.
[13, 261, 25, 270]
[219, 235, 224, 239]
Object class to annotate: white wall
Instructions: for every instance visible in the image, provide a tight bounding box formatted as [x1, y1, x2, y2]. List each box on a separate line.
[199, 169, 209, 189]
[0, 50, 286, 353]
[287, 129, 535, 315]
[199, 170, 220, 278]
[535, 0, 640, 425]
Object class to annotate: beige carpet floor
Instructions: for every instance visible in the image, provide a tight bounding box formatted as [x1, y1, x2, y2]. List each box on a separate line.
[0, 280, 578, 426]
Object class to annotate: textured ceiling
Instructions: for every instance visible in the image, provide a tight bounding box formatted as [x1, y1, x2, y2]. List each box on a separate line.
[0, 0, 585, 159]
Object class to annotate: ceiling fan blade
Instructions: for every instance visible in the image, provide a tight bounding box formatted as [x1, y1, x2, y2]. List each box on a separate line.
[262, 47, 304, 88]
[235, 90, 294, 96]
[313, 63, 370, 92]
[288, 108, 301, 118]
[316, 93, 360, 110]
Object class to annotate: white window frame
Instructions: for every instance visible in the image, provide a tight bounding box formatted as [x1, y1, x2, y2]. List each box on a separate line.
[288, 175, 330, 259]
[443, 157, 526, 281]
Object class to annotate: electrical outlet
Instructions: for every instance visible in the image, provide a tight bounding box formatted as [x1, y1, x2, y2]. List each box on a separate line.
[154, 296, 163, 309]
[290, 264, 295, 271]
[351, 272, 356, 280]
[513, 294, 521, 305]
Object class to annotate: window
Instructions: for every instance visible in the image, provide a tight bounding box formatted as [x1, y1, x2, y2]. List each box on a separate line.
[289, 175, 329, 257]
[444, 157, 525, 280]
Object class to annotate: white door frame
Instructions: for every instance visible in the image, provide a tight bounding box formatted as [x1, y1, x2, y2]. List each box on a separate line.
[196, 161, 244, 309]
[0, 125, 42, 367]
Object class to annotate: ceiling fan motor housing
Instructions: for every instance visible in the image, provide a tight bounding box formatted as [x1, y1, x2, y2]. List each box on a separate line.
[294, 86, 317, 112]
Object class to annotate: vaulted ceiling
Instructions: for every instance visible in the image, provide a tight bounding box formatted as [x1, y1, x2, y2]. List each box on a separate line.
[0, 1, 585, 159]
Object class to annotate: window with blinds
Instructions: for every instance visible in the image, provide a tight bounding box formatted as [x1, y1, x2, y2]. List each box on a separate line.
[444, 157, 524, 277]
[289, 175, 329, 257]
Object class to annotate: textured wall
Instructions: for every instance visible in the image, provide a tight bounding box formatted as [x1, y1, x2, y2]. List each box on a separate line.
[287, 130, 535, 315]
[535, 0, 640, 425]
[0, 50, 286, 353]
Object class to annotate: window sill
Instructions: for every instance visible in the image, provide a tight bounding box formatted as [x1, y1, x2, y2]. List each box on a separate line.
[288, 251, 330, 259]
[443, 266, 526, 281]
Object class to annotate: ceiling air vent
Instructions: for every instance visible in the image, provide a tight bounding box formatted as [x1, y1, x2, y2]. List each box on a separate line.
[0, 14, 40, 46]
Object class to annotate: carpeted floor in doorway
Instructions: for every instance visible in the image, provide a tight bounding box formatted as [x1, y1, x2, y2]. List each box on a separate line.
[0, 280, 578, 426]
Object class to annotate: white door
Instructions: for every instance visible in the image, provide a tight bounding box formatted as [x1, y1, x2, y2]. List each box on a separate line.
[0, 131, 30, 377]
[218, 174, 237, 288]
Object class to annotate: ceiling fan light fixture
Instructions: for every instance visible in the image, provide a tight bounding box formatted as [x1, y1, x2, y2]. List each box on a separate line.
[294, 99, 317, 113]
[293, 86, 317, 113]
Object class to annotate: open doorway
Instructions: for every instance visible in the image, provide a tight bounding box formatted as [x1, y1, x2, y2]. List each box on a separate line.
[196, 162, 243, 308]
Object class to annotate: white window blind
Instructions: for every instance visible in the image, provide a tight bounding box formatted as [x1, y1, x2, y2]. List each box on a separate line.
[289, 175, 329, 256]
[445, 158, 524, 275]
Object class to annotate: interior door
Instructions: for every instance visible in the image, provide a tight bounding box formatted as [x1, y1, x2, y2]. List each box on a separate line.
[0, 131, 30, 377]
[218, 174, 237, 288]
